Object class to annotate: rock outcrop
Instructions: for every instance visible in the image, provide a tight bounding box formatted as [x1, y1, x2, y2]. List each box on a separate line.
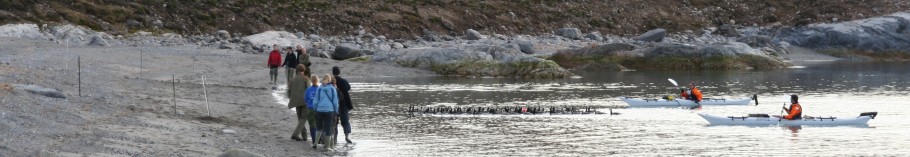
[372, 44, 572, 78]
[778, 11, 910, 52]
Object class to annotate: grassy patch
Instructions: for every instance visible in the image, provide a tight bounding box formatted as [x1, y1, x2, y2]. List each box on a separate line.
[818, 48, 910, 61]
[345, 56, 372, 62]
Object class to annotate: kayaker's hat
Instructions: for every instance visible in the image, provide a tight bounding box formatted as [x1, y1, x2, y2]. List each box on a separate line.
[791, 94, 798, 103]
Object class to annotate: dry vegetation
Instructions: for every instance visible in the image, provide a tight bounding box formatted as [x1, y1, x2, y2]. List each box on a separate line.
[1, 0, 908, 38]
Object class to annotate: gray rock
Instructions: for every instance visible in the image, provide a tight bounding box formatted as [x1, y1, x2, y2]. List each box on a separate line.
[777, 12, 910, 52]
[441, 19, 456, 31]
[222, 129, 236, 134]
[125, 19, 141, 28]
[308, 34, 321, 40]
[554, 43, 636, 59]
[515, 40, 535, 54]
[465, 29, 483, 40]
[219, 43, 235, 49]
[378, 44, 392, 52]
[152, 20, 163, 28]
[295, 32, 305, 39]
[422, 29, 441, 41]
[556, 28, 583, 40]
[377, 35, 387, 41]
[372, 44, 572, 78]
[217, 149, 264, 157]
[585, 32, 604, 41]
[216, 30, 231, 40]
[635, 28, 666, 42]
[643, 44, 701, 58]
[701, 41, 766, 57]
[333, 45, 370, 60]
[13, 84, 66, 99]
[391, 42, 404, 49]
[714, 24, 739, 37]
[736, 35, 772, 47]
[87, 35, 108, 46]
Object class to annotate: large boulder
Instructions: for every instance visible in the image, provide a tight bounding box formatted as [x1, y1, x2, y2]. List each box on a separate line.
[372, 44, 572, 78]
[465, 29, 484, 40]
[242, 31, 309, 48]
[555, 28, 583, 40]
[332, 45, 373, 60]
[515, 40, 535, 54]
[87, 35, 108, 46]
[585, 32, 604, 41]
[551, 43, 636, 70]
[778, 11, 910, 52]
[736, 35, 772, 47]
[0, 24, 47, 39]
[635, 28, 666, 42]
[216, 30, 231, 40]
[638, 42, 787, 70]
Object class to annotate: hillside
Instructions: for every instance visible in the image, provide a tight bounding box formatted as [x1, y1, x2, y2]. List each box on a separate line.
[1, 0, 908, 38]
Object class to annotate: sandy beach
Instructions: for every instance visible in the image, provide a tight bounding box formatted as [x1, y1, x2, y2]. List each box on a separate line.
[0, 37, 434, 156]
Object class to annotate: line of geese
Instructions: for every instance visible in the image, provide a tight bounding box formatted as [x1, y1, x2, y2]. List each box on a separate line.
[407, 105, 620, 115]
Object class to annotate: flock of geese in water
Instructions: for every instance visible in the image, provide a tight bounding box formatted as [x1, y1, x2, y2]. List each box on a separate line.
[407, 105, 621, 115]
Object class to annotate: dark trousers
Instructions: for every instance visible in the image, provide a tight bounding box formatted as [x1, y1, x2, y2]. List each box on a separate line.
[317, 112, 337, 137]
[339, 109, 352, 134]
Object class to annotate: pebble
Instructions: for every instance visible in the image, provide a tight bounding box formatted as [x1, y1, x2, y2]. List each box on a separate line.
[222, 129, 237, 134]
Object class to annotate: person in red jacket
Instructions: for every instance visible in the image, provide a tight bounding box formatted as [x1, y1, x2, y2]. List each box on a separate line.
[267, 44, 282, 84]
[680, 82, 703, 103]
[775, 95, 803, 120]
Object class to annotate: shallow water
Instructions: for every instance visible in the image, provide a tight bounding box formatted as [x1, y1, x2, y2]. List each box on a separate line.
[280, 61, 910, 156]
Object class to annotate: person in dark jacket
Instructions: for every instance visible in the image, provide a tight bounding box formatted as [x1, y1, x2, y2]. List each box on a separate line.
[282, 46, 299, 84]
[332, 66, 354, 144]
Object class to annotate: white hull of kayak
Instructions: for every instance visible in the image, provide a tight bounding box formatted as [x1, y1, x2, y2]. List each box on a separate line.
[698, 113, 872, 126]
[620, 97, 752, 107]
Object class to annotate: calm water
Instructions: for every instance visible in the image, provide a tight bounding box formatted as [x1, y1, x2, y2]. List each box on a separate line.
[285, 62, 910, 156]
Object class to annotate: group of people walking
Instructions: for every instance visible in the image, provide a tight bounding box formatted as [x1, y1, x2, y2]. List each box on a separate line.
[268, 44, 354, 150]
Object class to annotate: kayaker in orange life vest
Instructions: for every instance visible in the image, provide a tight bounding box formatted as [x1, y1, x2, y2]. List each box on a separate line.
[774, 95, 803, 120]
[680, 82, 703, 103]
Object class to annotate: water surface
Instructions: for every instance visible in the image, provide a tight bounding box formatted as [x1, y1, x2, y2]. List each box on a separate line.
[302, 62, 910, 156]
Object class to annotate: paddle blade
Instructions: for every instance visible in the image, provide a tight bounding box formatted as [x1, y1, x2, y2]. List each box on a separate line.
[668, 78, 678, 87]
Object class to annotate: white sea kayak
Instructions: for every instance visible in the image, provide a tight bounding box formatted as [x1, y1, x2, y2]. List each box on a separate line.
[698, 112, 878, 126]
[620, 97, 754, 107]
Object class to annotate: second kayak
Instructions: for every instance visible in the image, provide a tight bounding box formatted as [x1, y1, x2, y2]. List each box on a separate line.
[621, 97, 754, 107]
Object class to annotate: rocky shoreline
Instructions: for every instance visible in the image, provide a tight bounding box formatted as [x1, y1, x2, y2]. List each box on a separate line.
[3, 11, 910, 78]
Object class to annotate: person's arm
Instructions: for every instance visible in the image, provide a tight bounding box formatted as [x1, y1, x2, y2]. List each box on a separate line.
[282, 54, 289, 67]
[332, 89, 339, 113]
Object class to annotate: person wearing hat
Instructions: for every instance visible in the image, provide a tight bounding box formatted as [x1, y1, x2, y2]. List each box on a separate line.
[680, 82, 703, 103]
[287, 65, 310, 142]
[775, 95, 803, 120]
[332, 66, 354, 144]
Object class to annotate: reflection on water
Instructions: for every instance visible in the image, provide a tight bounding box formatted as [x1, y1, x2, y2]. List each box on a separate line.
[284, 62, 910, 156]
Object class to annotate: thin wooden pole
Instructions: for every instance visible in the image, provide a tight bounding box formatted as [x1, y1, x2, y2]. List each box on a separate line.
[139, 50, 143, 76]
[173, 75, 177, 115]
[202, 75, 211, 117]
[78, 56, 81, 97]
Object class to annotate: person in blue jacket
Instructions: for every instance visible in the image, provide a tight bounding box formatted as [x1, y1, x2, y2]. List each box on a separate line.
[304, 76, 320, 148]
[313, 74, 339, 150]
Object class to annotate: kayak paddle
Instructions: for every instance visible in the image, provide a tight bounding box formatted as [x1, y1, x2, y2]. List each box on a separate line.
[668, 78, 679, 87]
